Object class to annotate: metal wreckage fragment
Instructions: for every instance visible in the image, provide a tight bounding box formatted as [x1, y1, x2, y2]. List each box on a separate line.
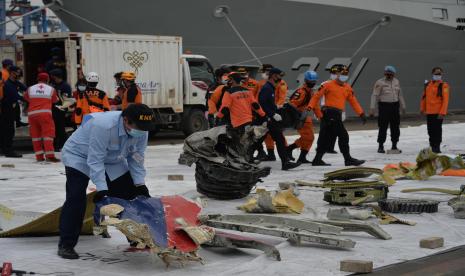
[179, 125, 271, 200]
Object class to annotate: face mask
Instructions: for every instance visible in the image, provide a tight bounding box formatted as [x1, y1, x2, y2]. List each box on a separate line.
[221, 79, 228, 85]
[274, 78, 282, 84]
[261, 73, 268, 80]
[330, 74, 337, 80]
[77, 85, 86, 92]
[128, 128, 147, 138]
[338, 75, 349, 82]
[432, 75, 442, 81]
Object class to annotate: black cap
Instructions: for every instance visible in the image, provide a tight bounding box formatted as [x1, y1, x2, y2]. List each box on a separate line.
[2, 59, 13, 66]
[9, 66, 20, 73]
[268, 67, 284, 76]
[122, 104, 156, 131]
[228, 72, 245, 83]
[49, 68, 64, 78]
[259, 64, 274, 73]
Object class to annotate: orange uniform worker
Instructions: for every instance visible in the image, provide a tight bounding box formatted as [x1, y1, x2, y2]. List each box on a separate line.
[2, 59, 13, 82]
[308, 65, 367, 166]
[236, 67, 260, 99]
[74, 72, 110, 125]
[257, 64, 289, 161]
[23, 73, 60, 162]
[420, 66, 450, 153]
[120, 71, 142, 110]
[287, 71, 322, 163]
[207, 74, 231, 127]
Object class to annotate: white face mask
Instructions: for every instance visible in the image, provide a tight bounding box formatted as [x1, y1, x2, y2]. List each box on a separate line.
[77, 85, 86, 92]
[432, 75, 442, 81]
[338, 75, 349, 82]
[261, 73, 268, 80]
[330, 74, 337, 80]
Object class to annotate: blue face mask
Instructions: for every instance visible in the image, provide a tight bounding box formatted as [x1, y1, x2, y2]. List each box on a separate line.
[339, 75, 349, 82]
[432, 75, 442, 81]
[128, 128, 147, 138]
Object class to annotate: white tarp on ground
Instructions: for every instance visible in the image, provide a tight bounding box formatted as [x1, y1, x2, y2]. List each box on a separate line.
[1, 123, 465, 276]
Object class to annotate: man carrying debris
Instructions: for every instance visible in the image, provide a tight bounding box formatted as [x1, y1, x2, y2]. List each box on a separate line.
[370, 65, 406, 153]
[258, 68, 301, 170]
[207, 73, 231, 127]
[420, 67, 450, 153]
[58, 104, 156, 259]
[217, 72, 266, 160]
[308, 65, 367, 166]
[287, 71, 322, 163]
[206, 66, 231, 127]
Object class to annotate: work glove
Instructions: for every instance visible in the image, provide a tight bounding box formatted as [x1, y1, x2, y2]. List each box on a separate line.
[208, 114, 215, 128]
[93, 190, 108, 203]
[360, 113, 367, 125]
[273, 113, 282, 122]
[135, 185, 151, 198]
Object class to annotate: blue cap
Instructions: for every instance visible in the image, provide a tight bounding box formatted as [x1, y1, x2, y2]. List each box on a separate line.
[2, 59, 13, 66]
[269, 67, 284, 76]
[304, 70, 318, 81]
[9, 65, 20, 73]
[384, 65, 396, 74]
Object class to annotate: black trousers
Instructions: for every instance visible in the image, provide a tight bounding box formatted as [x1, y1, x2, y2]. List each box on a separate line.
[316, 109, 350, 159]
[377, 102, 400, 145]
[53, 107, 67, 150]
[58, 167, 139, 249]
[266, 119, 289, 163]
[426, 114, 443, 149]
[0, 106, 16, 153]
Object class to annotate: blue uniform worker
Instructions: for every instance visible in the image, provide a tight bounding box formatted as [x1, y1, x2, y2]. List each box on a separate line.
[257, 68, 300, 171]
[58, 104, 156, 260]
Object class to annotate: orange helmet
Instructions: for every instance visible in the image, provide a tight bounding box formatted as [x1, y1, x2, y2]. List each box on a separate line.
[121, 71, 136, 81]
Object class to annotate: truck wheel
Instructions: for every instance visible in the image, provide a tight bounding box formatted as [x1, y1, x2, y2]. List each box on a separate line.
[182, 108, 208, 136]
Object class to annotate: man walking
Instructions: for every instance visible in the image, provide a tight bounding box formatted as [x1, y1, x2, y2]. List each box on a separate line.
[370, 65, 406, 153]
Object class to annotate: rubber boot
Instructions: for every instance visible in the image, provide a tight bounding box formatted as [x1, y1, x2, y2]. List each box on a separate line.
[297, 150, 311, 164]
[312, 151, 331, 166]
[263, 149, 276, 161]
[378, 144, 385, 153]
[286, 143, 298, 161]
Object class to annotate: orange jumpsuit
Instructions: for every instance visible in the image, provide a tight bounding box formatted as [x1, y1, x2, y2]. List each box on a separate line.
[217, 86, 265, 128]
[262, 79, 288, 150]
[420, 81, 449, 115]
[1, 68, 9, 82]
[243, 78, 260, 99]
[208, 85, 227, 115]
[309, 80, 364, 115]
[289, 85, 322, 151]
[75, 88, 111, 125]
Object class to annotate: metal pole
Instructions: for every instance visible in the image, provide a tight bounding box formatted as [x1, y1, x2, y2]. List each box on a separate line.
[0, 2, 54, 27]
[21, 6, 31, 35]
[41, 9, 47, 33]
[0, 0, 6, 40]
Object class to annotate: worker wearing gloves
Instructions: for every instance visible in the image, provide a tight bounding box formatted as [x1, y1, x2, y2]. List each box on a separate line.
[258, 68, 301, 170]
[207, 74, 231, 127]
[58, 104, 155, 260]
[420, 67, 450, 153]
[287, 71, 322, 163]
[23, 73, 60, 162]
[370, 65, 406, 153]
[120, 71, 142, 110]
[308, 65, 367, 166]
[74, 72, 111, 125]
[217, 72, 266, 160]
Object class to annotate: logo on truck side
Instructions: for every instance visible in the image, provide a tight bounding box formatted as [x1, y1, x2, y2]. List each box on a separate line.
[123, 51, 149, 74]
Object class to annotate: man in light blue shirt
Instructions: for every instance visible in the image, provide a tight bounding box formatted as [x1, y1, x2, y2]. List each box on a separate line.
[58, 104, 156, 260]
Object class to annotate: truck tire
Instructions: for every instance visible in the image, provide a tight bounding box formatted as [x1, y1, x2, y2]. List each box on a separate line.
[182, 108, 208, 136]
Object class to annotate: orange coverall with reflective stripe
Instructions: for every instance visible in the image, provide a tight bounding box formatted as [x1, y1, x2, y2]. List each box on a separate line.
[420, 81, 450, 115]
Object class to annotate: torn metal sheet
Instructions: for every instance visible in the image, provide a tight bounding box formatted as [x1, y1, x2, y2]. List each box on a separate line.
[0, 192, 96, 237]
[200, 214, 355, 249]
[238, 189, 304, 214]
[311, 219, 392, 240]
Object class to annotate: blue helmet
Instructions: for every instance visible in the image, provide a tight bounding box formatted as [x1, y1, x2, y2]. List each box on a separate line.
[304, 70, 318, 81]
[384, 65, 396, 74]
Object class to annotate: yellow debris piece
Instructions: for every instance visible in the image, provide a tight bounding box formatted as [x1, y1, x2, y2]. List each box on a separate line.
[238, 188, 304, 214]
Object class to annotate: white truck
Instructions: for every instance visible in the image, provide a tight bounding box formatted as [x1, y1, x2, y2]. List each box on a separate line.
[16, 32, 216, 135]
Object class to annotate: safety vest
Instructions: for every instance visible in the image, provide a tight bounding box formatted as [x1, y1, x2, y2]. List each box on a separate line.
[24, 83, 58, 116]
[122, 84, 142, 110]
[75, 88, 110, 124]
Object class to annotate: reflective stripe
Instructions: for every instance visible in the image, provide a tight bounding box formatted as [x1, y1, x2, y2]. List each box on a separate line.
[45, 151, 55, 155]
[28, 109, 52, 116]
[31, 138, 42, 141]
[43, 137, 54, 141]
[35, 151, 44, 155]
[29, 94, 52, 99]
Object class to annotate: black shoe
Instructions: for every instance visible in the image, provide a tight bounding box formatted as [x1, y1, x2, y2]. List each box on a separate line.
[262, 150, 276, 161]
[282, 161, 301, 171]
[345, 158, 365, 166]
[58, 247, 79, 259]
[297, 150, 311, 164]
[432, 146, 441, 154]
[378, 145, 385, 153]
[255, 149, 267, 161]
[4, 151, 22, 158]
[326, 150, 338, 154]
[286, 144, 297, 161]
[312, 159, 331, 166]
[16, 121, 29, 128]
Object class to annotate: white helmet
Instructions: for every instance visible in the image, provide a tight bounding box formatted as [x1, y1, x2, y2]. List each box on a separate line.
[86, 72, 99, 83]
